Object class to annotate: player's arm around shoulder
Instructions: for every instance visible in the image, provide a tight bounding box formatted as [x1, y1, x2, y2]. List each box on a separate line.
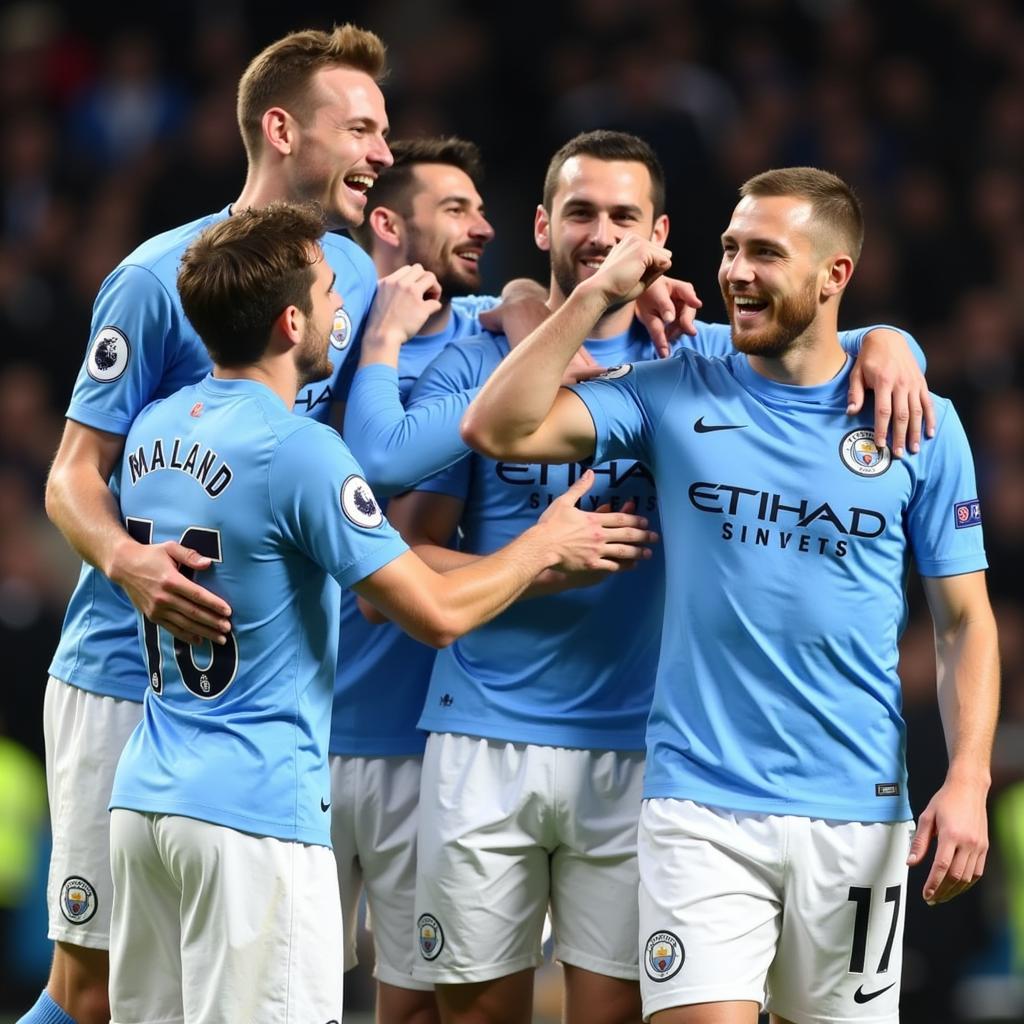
[911, 570, 999, 905]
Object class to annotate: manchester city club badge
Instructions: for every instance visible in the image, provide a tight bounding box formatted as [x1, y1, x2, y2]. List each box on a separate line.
[644, 929, 684, 982]
[839, 428, 892, 477]
[417, 912, 444, 960]
[60, 875, 98, 924]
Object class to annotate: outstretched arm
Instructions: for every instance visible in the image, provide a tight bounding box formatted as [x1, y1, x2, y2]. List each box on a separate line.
[353, 470, 655, 646]
[462, 234, 672, 463]
[910, 571, 999, 904]
[46, 420, 232, 644]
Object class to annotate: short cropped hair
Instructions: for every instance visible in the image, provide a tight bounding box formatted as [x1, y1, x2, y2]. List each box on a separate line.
[178, 203, 326, 367]
[542, 130, 666, 218]
[237, 24, 387, 161]
[739, 167, 864, 263]
[349, 136, 484, 250]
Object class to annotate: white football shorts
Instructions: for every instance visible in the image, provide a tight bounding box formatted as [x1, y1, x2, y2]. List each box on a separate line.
[43, 676, 142, 949]
[639, 798, 914, 1024]
[330, 752, 433, 991]
[109, 809, 343, 1024]
[413, 732, 644, 984]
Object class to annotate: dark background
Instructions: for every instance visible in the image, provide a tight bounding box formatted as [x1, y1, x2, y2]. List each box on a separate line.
[0, 0, 1022, 1019]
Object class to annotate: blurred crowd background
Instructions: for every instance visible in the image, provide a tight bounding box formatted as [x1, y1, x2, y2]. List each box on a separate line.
[0, 0, 1022, 1019]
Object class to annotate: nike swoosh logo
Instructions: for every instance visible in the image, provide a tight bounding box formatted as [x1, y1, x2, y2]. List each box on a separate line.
[320, 798, 331, 813]
[694, 417, 746, 433]
[854, 982, 895, 1004]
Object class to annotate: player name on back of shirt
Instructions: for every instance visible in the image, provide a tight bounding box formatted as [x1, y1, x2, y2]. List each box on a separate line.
[127, 436, 234, 497]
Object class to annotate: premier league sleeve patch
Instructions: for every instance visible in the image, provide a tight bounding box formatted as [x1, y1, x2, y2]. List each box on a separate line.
[340, 474, 384, 528]
[953, 499, 982, 529]
[597, 364, 633, 380]
[86, 326, 131, 383]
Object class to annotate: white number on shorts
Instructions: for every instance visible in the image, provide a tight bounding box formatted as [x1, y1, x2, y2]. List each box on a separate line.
[125, 517, 239, 699]
[847, 884, 901, 974]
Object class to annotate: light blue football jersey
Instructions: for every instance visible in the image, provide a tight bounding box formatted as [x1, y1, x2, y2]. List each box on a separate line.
[111, 376, 407, 845]
[50, 213, 378, 702]
[570, 349, 986, 821]
[331, 296, 496, 757]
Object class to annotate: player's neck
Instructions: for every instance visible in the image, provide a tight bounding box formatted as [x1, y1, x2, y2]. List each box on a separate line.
[745, 326, 847, 387]
[548, 283, 636, 339]
[212, 363, 297, 409]
[417, 302, 452, 338]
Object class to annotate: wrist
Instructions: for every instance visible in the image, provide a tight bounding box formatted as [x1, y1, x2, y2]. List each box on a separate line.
[520, 523, 562, 572]
[105, 534, 137, 585]
[944, 760, 992, 791]
[573, 278, 616, 315]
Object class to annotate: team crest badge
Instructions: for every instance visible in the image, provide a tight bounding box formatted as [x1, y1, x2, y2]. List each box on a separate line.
[417, 913, 444, 960]
[644, 930, 684, 982]
[598, 364, 633, 380]
[87, 326, 130, 383]
[340, 475, 384, 528]
[329, 308, 352, 350]
[839, 428, 891, 477]
[60, 876, 97, 924]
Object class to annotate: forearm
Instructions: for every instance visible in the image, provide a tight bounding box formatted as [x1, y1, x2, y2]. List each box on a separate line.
[463, 283, 608, 448]
[343, 366, 475, 495]
[430, 526, 558, 641]
[45, 460, 133, 580]
[935, 609, 1000, 786]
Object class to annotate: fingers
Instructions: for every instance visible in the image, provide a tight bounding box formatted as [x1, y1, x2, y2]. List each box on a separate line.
[889, 391, 910, 458]
[873, 397, 892, 454]
[906, 811, 933, 868]
[561, 468, 595, 504]
[153, 607, 228, 646]
[922, 390, 937, 439]
[644, 315, 671, 359]
[846, 364, 865, 415]
[165, 544, 231, 614]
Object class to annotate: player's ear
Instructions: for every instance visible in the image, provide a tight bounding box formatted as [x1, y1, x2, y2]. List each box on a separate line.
[821, 253, 854, 297]
[651, 213, 669, 246]
[275, 304, 304, 347]
[261, 107, 294, 157]
[370, 207, 403, 249]
[534, 204, 551, 252]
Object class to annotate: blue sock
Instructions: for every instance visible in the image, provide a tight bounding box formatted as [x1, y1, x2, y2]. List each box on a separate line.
[16, 991, 77, 1024]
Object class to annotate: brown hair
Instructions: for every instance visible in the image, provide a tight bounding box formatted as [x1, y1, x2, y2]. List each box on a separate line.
[542, 130, 666, 218]
[237, 24, 387, 160]
[178, 203, 326, 367]
[349, 136, 484, 250]
[739, 167, 864, 262]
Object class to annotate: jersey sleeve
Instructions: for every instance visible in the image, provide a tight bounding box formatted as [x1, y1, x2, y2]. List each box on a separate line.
[569, 359, 675, 468]
[66, 264, 181, 435]
[838, 325, 927, 372]
[269, 423, 408, 589]
[676, 320, 734, 358]
[450, 294, 500, 325]
[342, 363, 479, 497]
[905, 399, 987, 578]
[401, 341, 488, 500]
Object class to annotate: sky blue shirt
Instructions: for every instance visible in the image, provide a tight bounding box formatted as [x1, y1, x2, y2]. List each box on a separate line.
[571, 349, 985, 821]
[50, 212, 377, 702]
[331, 296, 496, 757]
[111, 376, 407, 845]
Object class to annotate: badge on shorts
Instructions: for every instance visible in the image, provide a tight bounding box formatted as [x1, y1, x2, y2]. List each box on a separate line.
[644, 930, 684, 982]
[417, 912, 444, 960]
[60, 876, 98, 924]
[86, 326, 131, 383]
